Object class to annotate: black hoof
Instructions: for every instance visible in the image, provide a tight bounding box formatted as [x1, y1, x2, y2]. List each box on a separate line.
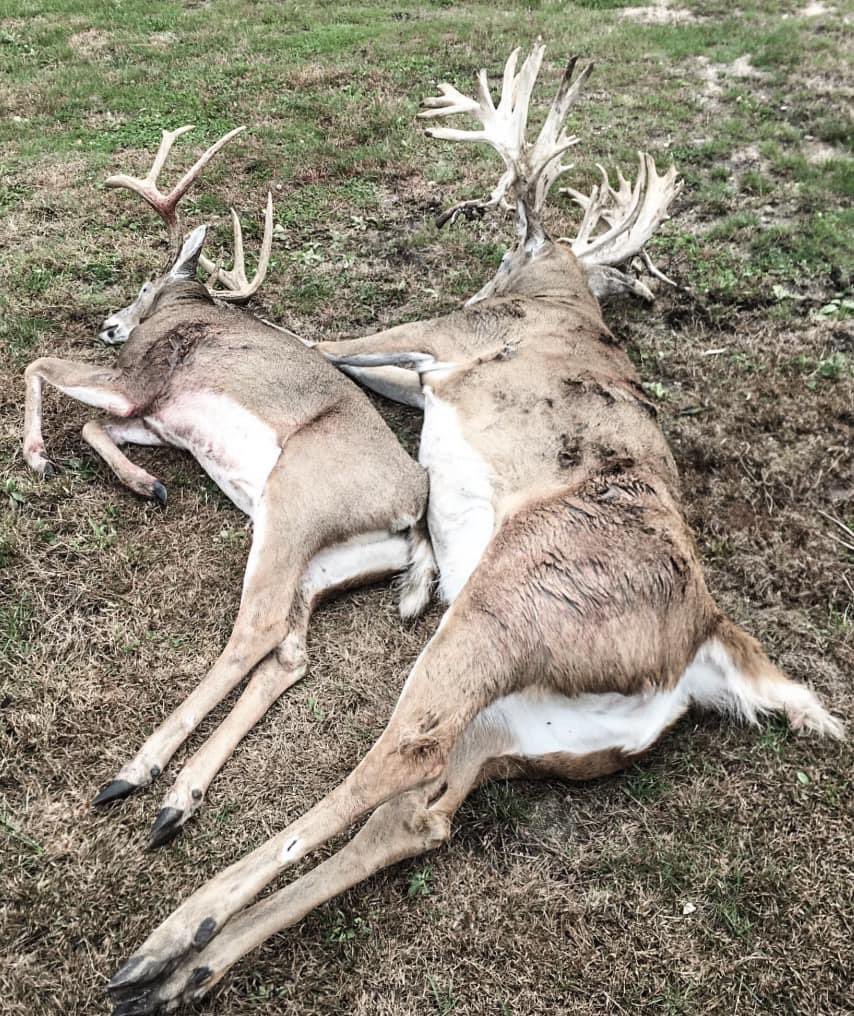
[108, 953, 171, 995]
[112, 993, 154, 1016]
[108, 956, 149, 992]
[147, 807, 184, 849]
[151, 481, 167, 507]
[42, 462, 57, 480]
[93, 779, 138, 808]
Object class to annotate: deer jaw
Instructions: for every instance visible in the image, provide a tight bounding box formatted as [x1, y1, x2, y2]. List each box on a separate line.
[99, 279, 159, 344]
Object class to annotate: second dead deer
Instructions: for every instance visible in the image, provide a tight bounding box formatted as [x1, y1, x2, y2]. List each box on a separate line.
[107, 45, 842, 1014]
[22, 126, 432, 847]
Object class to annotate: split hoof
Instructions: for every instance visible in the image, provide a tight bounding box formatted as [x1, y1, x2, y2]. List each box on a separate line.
[93, 779, 139, 809]
[147, 807, 184, 849]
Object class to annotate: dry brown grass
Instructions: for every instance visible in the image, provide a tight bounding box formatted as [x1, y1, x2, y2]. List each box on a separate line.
[2, 1, 852, 1014]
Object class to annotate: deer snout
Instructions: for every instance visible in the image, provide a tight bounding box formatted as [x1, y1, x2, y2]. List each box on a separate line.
[99, 314, 128, 345]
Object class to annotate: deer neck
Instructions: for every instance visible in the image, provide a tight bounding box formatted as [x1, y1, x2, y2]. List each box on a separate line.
[467, 240, 602, 321]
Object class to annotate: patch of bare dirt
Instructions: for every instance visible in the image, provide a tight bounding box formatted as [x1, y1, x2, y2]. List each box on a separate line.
[694, 55, 768, 105]
[30, 156, 90, 194]
[801, 1, 834, 15]
[68, 28, 112, 59]
[148, 31, 177, 48]
[803, 139, 844, 163]
[621, 0, 701, 26]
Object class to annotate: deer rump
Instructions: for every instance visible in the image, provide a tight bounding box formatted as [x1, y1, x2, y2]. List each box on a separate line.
[104, 43, 841, 1016]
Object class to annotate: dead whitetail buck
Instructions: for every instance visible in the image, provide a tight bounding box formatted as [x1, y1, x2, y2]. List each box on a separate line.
[107, 47, 843, 1014]
[22, 125, 432, 849]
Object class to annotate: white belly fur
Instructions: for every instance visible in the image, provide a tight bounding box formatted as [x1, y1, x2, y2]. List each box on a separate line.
[147, 393, 282, 518]
[481, 682, 691, 760]
[301, 531, 410, 598]
[419, 388, 494, 603]
[474, 633, 835, 762]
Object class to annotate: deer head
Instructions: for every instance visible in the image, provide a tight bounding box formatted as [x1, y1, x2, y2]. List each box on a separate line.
[420, 42, 683, 305]
[99, 126, 273, 345]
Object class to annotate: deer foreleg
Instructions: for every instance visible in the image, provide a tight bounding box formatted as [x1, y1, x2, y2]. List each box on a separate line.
[338, 363, 425, 408]
[312, 319, 446, 367]
[23, 357, 136, 477]
[81, 419, 167, 503]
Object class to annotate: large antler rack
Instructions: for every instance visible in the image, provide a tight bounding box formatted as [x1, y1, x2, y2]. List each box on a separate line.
[419, 42, 593, 250]
[106, 125, 273, 302]
[560, 153, 683, 290]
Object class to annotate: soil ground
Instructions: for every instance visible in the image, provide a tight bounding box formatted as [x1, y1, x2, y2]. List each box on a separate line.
[1, 2, 852, 1014]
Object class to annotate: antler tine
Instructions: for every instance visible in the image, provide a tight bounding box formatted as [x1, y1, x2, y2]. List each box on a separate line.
[529, 58, 593, 212]
[561, 152, 683, 289]
[147, 125, 195, 185]
[576, 157, 649, 258]
[198, 191, 274, 302]
[105, 124, 247, 250]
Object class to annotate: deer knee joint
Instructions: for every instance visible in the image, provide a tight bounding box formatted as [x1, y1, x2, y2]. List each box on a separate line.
[408, 807, 451, 851]
[395, 727, 450, 781]
[25, 359, 47, 382]
[275, 633, 307, 674]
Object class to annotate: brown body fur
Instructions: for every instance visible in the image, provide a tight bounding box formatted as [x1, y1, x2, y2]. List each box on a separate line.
[103, 238, 841, 1016]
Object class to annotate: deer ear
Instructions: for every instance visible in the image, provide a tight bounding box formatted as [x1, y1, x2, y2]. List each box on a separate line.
[583, 264, 654, 303]
[170, 224, 208, 280]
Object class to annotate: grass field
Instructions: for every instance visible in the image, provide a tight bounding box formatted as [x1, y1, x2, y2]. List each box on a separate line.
[1, 1, 852, 1014]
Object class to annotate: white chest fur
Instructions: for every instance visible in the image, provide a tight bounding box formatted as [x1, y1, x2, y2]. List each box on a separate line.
[419, 389, 494, 602]
[147, 393, 281, 518]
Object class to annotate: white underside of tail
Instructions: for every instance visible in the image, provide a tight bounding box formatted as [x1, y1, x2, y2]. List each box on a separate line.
[396, 528, 437, 619]
[681, 638, 844, 738]
[476, 637, 843, 762]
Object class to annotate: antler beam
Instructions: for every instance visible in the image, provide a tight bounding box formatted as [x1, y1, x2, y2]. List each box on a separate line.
[105, 125, 246, 250]
[198, 192, 274, 302]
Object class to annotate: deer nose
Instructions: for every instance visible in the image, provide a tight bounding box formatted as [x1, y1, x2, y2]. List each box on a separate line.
[99, 315, 123, 344]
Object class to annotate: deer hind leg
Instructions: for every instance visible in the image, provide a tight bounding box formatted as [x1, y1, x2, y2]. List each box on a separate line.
[102, 595, 516, 982]
[81, 418, 167, 504]
[108, 706, 506, 1011]
[23, 356, 135, 477]
[147, 531, 414, 848]
[92, 434, 330, 810]
[94, 412, 427, 812]
[92, 497, 306, 809]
